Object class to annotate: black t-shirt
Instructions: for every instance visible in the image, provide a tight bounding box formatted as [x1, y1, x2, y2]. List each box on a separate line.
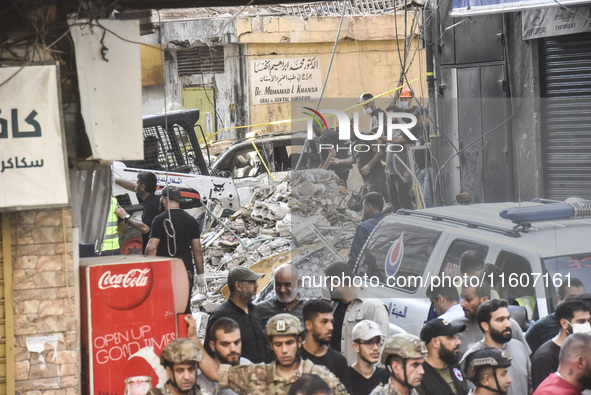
[532, 339, 561, 390]
[351, 136, 385, 181]
[140, 193, 161, 253]
[331, 301, 350, 352]
[347, 366, 391, 395]
[301, 347, 352, 392]
[149, 209, 200, 272]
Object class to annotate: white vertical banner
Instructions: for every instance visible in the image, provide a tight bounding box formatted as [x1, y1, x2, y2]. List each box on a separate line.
[0, 63, 69, 209]
[70, 19, 143, 161]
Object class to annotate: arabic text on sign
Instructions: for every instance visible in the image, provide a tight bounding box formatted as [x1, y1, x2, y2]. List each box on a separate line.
[0, 109, 42, 139]
[1, 156, 45, 173]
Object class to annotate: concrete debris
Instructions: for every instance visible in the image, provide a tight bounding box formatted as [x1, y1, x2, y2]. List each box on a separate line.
[192, 169, 361, 321]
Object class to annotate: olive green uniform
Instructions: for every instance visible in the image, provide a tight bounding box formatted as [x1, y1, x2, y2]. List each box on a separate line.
[370, 380, 420, 395]
[218, 358, 348, 395]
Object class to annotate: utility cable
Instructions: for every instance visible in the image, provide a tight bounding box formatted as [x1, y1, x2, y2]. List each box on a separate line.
[295, 0, 349, 171]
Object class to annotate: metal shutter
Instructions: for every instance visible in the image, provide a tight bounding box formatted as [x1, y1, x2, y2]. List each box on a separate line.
[540, 32, 591, 200]
[177, 46, 225, 75]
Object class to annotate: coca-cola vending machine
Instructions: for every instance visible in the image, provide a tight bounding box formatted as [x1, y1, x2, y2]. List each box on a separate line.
[80, 255, 189, 395]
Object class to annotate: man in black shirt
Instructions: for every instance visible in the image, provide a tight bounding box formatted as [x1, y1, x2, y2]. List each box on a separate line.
[301, 299, 352, 392]
[532, 298, 591, 390]
[146, 186, 206, 311]
[115, 171, 160, 253]
[419, 318, 469, 395]
[314, 123, 352, 183]
[347, 319, 390, 395]
[203, 266, 269, 364]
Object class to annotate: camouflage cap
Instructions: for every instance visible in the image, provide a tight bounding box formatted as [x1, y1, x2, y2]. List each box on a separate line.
[380, 333, 427, 365]
[463, 348, 512, 381]
[265, 313, 303, 337]
[160, 338, 202, 366]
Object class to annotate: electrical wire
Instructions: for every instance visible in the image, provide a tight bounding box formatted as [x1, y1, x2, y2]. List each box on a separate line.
[295, 0, 349, 171]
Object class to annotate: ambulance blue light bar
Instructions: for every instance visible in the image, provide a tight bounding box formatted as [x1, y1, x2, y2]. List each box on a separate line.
[500, 198, 591, 224]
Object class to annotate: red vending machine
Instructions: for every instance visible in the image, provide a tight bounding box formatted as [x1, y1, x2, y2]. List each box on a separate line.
[80, 255, 189, 395]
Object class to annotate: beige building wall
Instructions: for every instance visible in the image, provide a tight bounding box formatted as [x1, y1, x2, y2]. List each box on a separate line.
[237, 14, 427, 133]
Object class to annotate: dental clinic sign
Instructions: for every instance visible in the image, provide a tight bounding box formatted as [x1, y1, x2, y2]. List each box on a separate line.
[0, 63, 69, 210]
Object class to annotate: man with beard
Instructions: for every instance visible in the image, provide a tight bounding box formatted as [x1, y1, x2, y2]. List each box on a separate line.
[148, 338, 203, 395]
[531, 299, 590, 390]
[371, 333, 428, 395]
[460, 299, 532, 395]
[419, 319, 469, 395]
[451, 280, 529, 358]
[197, 318, 250, 395]
[204, 267, 268, 363]
[534, 333, 591, 395]
[256, 264, 305, 328]
[463, 348, 512, 395]
[301, 299, 352, 392]
[325, 262, 390, 365]
[217, 314, 348, 394]
[347, 320, 390, 395]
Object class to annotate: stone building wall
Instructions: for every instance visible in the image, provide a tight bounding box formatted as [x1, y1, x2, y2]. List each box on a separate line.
[10, 208, 78, 394]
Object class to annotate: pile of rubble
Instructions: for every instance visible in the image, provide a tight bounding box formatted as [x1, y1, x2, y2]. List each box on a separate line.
[193, 169, 361, 315]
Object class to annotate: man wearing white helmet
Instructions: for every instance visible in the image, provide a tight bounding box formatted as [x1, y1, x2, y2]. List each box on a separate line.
[371, 333, 428, 395]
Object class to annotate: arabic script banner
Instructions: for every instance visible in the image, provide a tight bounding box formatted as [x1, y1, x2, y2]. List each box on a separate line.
[0, 63, 69, 210]
[250, 57, 322, 105]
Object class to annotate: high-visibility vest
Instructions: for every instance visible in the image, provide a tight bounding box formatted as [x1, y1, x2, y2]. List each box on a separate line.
[99, 197, 120, 252]
[515, 296, 536, 321]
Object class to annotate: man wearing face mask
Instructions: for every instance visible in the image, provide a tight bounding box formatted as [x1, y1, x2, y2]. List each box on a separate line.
[531, 299, 591, 390]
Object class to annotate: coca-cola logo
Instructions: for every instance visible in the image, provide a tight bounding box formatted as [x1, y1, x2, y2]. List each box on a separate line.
[97, 263, 154, 310]
[99, 269, 151, 290]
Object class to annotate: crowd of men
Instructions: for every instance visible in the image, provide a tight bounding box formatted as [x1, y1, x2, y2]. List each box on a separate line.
[146, 255, 591, 395]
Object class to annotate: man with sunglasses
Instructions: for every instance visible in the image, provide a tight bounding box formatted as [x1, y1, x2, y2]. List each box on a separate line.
[347, 320, 390, 395]
[204, 267, 269, 363]
[419, 318, 469, 395]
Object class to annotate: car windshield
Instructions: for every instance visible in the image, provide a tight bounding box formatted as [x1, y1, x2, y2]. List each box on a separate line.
[542, 253, 591, 297]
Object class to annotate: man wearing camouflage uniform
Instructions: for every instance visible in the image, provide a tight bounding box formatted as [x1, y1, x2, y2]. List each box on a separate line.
[462, 348, 512, 395]
[218, 313, 348, 395]
[371, 333, 428, 395]
[149, 338, 203, 395]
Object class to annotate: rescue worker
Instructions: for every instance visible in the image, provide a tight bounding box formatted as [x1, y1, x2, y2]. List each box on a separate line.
[97, 196, 125, 256]
[371, 333, 428, 395]
[218, 313, 348, 395]
[463, 348, 512, 395]
[148, 338, 203, 395]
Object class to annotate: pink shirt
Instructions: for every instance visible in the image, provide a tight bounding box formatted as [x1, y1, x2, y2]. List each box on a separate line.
[534, 373, 583, 395]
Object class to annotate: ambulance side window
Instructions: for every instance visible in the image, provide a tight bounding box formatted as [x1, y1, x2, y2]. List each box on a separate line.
[495, 251, 537, 321]
[438, 240, 489, 278]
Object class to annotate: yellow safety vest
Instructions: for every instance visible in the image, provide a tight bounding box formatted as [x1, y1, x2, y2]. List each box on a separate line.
[99, 197, 120, 252]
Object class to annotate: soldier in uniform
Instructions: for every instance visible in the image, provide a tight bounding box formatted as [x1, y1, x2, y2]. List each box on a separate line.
[148, 338, 203, 395]
[217, 313, 348, 395]
[371, 333, 428, 395]
[462, 348, 512, 395]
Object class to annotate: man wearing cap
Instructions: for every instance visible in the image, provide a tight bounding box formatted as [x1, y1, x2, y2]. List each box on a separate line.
[204, 266, 268, 363]
[146, 186, 206, 311]
[347, 320, 390, 395]
[463, 348, 512, 395]
[371, 333, 427, 395]
[419, 319, 469, 395]
[460, 299, 531, 395]
[256, 264, 306, 328]
[217, 314, 348, 395]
